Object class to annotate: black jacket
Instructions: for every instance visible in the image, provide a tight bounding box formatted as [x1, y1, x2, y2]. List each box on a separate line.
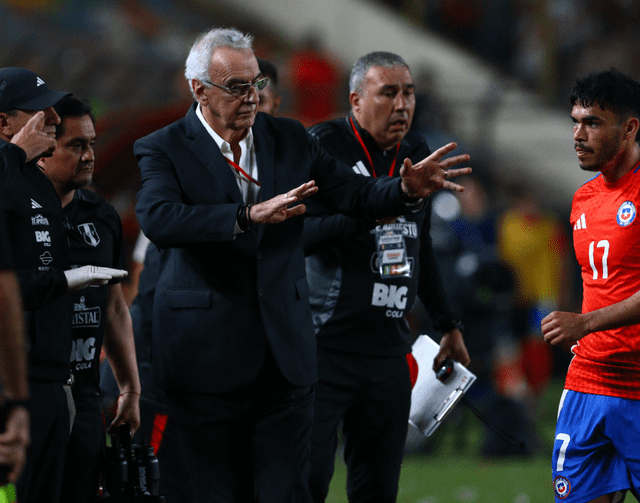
[1, 157, 71, 382]
[304, 116, 459, 356]
[134, 106, 415, 393]
[0, 140, 26, 185]
[65, 188, 126, 401]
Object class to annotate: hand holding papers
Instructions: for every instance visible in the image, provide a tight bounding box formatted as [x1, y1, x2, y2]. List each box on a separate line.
[408, 334, 476, 437]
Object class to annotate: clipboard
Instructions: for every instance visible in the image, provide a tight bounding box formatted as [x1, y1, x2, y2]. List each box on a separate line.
[408, 334, 476, 437]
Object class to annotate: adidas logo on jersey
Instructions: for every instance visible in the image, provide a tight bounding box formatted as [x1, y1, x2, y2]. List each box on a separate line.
[352, 161, 370, 177]
[574, 213, 586, 230]
[31, 199, 42, 209]
[36, 76, 45, 87]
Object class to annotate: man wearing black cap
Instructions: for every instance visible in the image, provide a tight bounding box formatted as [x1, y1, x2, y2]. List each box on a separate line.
[0, 67, 127, 503]
[0, 67, 68, 183]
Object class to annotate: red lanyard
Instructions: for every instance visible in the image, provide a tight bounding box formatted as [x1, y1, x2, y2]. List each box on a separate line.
[225, 157, 260, 186]
[349, 116, 400, 177]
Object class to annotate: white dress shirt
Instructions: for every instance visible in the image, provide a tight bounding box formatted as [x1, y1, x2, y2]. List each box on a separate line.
[196, 104, 260, 204]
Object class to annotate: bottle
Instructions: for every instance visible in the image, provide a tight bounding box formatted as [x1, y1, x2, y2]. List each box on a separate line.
[106, 447, 129, 498]
[135, 438, 160, 496]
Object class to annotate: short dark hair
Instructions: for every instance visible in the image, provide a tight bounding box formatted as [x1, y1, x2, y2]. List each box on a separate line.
[257, 58, 278, 88]
[349, 52, 408, 94]
[570, 69, 640, 122]
[52, 96, 94, 139]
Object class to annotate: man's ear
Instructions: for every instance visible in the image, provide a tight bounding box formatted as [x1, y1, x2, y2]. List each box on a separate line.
[0, 112, 14, 139]
[349, 91, 361, 113]
[625, 117, 639, 141]
[191, 79, 208, 106]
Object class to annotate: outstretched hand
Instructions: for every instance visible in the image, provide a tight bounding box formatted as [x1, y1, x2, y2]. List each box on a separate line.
[64, 266, 128, 290]
[399, 142, 471, 199]
[249, 181, 318, 225]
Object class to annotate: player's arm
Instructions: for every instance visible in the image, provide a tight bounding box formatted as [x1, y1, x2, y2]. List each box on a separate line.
[0, 271, 28, 401]
[0, 270, 30, 483]
[542, 289, 640, 345]
[103, 283, 141, 433]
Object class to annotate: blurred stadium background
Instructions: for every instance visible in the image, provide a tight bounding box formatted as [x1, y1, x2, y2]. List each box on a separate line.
[3, 0, 639, 501]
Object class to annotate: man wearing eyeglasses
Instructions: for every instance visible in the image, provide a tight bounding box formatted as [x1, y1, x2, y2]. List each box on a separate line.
[134, 27, 471, 503]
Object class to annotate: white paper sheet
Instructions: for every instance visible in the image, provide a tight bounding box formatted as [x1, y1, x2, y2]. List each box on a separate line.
[408, 334, 476, 437]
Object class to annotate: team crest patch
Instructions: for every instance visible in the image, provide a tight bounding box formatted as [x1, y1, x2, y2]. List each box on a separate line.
[554, 476, 571, 499]
[616, 201, 636, 227]
[77, 223, 100, 247]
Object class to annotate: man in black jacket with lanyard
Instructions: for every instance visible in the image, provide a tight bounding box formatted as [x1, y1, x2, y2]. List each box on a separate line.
[304, 52, 471, 503]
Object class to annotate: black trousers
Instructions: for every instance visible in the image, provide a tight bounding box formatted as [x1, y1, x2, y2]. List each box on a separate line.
[308, 350, 412, 503]
[60, 401, 103, 503]
[166, 349, 314, 503]
[17, 381, 71, 503]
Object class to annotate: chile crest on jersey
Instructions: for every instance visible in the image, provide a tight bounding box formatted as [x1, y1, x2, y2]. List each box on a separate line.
[616, 201, 636, 227]
[554, 476, 571, 499]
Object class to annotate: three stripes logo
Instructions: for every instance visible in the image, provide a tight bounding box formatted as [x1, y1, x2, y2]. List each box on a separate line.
[36, 76, 45, 87]
[573, 213, 586, 231]
[352, 161, 371, 177]
[31, 199, 43, 209]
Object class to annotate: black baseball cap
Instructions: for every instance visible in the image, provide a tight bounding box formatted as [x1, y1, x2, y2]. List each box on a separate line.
[0, 67, 71, 113]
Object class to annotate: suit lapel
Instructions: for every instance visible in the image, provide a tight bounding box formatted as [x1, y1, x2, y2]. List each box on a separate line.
[184, 104, 243, 204]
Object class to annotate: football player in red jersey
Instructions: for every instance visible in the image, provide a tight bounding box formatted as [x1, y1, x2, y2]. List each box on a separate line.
[542, 69, 640, 503]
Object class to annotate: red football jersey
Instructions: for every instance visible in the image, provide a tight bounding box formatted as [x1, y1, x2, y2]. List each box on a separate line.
[565, 164, 640, 399]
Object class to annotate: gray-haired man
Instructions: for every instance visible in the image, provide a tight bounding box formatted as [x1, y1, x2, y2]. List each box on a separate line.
[304, 52, 470, 502]
[135, 28, 470, 503]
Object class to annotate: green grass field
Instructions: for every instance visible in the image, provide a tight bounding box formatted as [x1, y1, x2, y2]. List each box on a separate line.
[327, 454, 554, 502]
[326, 378, 565, 503]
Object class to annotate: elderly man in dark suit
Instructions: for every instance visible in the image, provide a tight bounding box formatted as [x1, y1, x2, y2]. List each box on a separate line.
[134, 27, 471, 503]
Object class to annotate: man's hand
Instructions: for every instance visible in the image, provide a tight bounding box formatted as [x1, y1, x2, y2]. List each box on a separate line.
[249, 181, 318, 225]
[109, 392, 141, 435]
[432, 329, 470, 370]
[400, 142, 471, 199]
[0, 406, 29, 483]
[542, 311, 588, 346]
[10, 112, 57, 162]
[64, 266, 128, 290]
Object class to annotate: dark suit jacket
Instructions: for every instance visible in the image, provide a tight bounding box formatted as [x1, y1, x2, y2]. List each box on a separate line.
[134, 104, 414, 394]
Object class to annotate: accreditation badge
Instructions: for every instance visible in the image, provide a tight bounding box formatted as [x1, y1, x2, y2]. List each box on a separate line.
[375, 229, 411, 279]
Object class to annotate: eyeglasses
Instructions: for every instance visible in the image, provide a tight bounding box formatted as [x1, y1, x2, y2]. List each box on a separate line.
[203, 77, 268, 97]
